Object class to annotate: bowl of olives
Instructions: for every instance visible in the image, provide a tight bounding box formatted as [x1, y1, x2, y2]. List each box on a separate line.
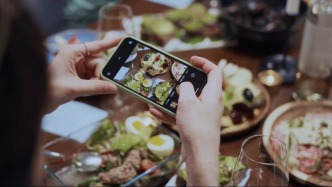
[220, 0, 308, 52]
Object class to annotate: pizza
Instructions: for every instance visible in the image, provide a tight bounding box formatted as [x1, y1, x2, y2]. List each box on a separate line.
[272, 112, 332, 181]
[141, 52, 171, 76]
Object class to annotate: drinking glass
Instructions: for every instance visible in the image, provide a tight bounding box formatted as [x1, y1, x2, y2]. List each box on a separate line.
[97, 3, 135, 40]
[292, 0, 332, 101]
[230, 135, 288, 186]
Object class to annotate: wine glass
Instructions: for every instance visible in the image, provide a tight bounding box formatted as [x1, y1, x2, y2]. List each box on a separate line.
[230, 135, 288, 186]
[97, 2, 136, 40]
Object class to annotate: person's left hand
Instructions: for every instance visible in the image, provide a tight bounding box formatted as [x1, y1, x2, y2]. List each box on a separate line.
[46, 38, 122, 113]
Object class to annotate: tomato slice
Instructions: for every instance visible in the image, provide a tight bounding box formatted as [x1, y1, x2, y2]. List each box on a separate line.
[140, 159, 160, 175]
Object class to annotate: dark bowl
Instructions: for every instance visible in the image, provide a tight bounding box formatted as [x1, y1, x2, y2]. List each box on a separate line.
[220, 0, 308, 52]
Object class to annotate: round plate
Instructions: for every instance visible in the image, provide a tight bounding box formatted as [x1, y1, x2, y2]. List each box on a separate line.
[163, 79, 271, 138]
[262, 100, 332, 186]
[46, 29, 98, 63]
[170, 62, 187, 82]
[140, 52, 171, 76]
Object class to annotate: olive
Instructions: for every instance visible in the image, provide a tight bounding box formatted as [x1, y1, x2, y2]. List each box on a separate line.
[242, 88, 254, 102]
[230, 110, 243, 125]
[232, 103, 254, 120]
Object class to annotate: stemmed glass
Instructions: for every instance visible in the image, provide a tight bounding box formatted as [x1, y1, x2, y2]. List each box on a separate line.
[230, 135, 288, 186]
[97, 2, 136, 40]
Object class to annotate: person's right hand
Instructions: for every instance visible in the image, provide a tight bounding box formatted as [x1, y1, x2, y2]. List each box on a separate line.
[150, 56, 223, 186]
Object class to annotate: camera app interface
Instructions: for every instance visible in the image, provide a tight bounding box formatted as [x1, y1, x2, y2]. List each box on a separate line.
[105, 39, 207, 113]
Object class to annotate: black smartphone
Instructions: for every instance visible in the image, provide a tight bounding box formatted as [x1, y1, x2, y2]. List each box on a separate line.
[101, 36, 207, 117]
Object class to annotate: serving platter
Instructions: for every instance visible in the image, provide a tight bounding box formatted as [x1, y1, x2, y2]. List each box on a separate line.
[262, 100, 332, 186]
[43, 111, 182, 187]
[163, 78, 271, 138]
[134, 2, 235, 52]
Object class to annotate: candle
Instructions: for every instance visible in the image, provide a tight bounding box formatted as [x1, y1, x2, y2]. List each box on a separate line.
[258, 70, 283, 94]
[286, 0, 301, 15]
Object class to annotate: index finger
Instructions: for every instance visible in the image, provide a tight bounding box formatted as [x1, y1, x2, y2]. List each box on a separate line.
[190, 56, 217, 74]
[190, 56, 222, 104]
[80, 36, 125, 55]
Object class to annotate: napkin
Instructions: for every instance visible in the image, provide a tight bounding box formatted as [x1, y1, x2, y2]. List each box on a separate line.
[146, 0, 193, 9]
[41, 101, 108, 142]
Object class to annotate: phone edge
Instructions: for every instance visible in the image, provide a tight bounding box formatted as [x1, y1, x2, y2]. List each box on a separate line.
[100, 35, 204, 119]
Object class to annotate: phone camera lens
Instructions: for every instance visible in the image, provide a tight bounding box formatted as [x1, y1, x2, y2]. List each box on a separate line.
[128, 41, 133, 45]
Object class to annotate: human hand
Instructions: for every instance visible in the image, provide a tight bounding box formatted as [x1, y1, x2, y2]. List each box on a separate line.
[46, 37, 122, 113]
[150, 56, 223, 186]
[150, 56, 223, 145]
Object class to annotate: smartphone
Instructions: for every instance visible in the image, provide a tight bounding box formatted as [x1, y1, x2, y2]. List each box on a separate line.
[101, 36, 207, 117]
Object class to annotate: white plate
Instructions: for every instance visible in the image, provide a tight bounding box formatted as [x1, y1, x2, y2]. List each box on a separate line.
[46, 29, 98, 62]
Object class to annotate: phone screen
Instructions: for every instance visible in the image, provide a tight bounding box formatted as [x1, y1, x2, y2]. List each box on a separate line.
[102, 37, 207, 114]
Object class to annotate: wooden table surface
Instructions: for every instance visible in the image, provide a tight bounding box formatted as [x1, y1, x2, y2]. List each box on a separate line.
[41, 0, 331, 186]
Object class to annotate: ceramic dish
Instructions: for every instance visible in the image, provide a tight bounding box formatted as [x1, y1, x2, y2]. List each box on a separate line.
[46, 29, 98, 62]
[262, 100, 332, 186]
[43, 111, 182, 187]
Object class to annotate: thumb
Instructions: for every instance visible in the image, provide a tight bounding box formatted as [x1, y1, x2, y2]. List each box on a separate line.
[77, 80, 117, 96]
[178, 82, 197, 104]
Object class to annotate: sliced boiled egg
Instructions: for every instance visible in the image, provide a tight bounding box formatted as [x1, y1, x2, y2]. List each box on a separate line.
[147, 134, 174, 157]
[134, 72, 144, 81]
[142, 79, 152, 87]
[125, 116, 145, 135]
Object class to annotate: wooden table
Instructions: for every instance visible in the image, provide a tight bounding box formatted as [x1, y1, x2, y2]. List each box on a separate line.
[41, 0, 331, 186]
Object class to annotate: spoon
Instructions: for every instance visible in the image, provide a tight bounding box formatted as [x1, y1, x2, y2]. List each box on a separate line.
[43, 150, 102, 172]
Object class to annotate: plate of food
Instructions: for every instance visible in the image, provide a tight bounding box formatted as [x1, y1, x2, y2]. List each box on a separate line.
[164, 59, 270, 138]
[137, 3, 233, 52]
[171, 62, 188, 81]
[46, 29, 98, 63]
[148, 79, 174, 105]
[262, 100, 332, 186]
[122, 69, 154, 97]
[141, 52, 171, 76]
[165, 154, 246, 187]
[43, 111, 182, 187]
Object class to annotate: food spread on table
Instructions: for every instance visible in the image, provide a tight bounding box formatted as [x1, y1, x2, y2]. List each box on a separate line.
[272, 112, 332, 181]
[76, 112, 179, 186]
[140, 3, 222, 47]
[175, 155, 245, 186]
[218, 59, 267, 129]
[42, 2, 329, 187]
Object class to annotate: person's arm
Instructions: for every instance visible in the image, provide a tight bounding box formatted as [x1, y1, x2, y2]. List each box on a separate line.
[150, 56, 223, 186]
[45, 37, 123, 113]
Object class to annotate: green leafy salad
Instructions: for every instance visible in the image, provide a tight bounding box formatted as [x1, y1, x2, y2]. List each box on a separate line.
[123, 71, 153, 96]
[78, 112, 179, 187]
[176, 155, 246, 186]
[154, 81, 172, 105]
